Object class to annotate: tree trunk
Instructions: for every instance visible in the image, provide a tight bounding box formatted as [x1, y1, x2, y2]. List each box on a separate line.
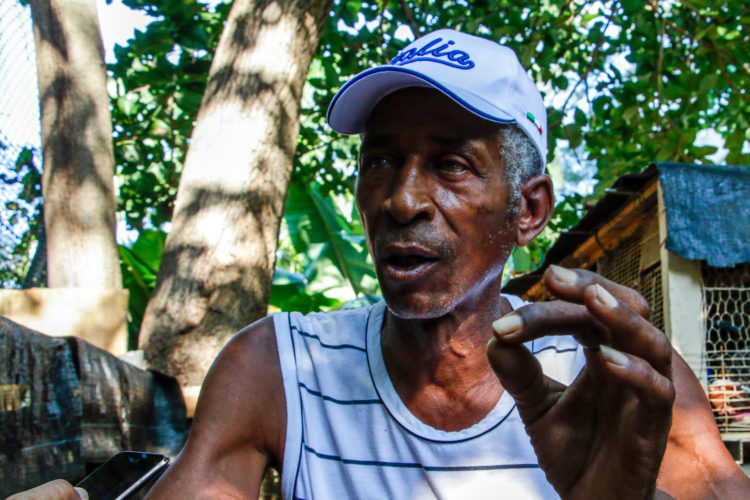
[139, 0, 332, 387]
[29, 0, 121, 288]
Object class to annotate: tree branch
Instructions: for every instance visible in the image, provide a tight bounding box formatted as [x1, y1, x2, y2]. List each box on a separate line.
[399, 0, 419, 38]
[377, 0, 388, 48]
[655, 6, 665, 113]
[561, 0, 576, 24]
[552, 12, 613, 130]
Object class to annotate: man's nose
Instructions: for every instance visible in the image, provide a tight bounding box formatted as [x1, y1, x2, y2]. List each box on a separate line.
[381, 160, 434, 224]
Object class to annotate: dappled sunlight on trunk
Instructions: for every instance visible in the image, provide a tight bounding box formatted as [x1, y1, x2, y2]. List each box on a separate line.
[138, 0, 332, 388]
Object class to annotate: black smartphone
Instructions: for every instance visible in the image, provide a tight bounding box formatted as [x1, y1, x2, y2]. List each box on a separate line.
[76, 451, 170, 500]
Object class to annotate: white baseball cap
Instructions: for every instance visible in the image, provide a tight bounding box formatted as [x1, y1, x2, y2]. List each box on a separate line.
[327, 29, 548, 171]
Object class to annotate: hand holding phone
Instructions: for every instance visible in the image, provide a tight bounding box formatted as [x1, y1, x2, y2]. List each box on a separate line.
[75, 452, 169, 500]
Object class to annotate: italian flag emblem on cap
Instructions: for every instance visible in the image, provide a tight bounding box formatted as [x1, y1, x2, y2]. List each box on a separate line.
[527, 112, 543, 135]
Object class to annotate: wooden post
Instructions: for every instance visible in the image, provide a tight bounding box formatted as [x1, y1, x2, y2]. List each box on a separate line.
[658, 180, 707, 388]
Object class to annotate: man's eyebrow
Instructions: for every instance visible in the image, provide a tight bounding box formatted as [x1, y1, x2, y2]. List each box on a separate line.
[360, 134, 395, 151]
[431, 136, 479, 155]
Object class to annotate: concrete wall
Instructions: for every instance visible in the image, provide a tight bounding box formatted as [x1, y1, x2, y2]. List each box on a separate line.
[0, 288, 129, 355]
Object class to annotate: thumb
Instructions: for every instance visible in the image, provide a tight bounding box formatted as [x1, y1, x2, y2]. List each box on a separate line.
[486, 338, 560, 424]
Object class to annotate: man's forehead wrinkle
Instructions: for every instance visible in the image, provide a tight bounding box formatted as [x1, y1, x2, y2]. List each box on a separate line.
[360, 132, 484, 154]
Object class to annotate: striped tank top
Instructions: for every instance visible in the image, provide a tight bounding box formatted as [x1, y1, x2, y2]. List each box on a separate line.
[273, 297, 585, 499]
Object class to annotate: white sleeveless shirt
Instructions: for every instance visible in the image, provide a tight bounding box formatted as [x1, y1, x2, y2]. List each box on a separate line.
[273, 298, 585, 499]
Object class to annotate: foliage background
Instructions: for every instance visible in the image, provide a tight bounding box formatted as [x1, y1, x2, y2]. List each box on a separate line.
[2, 0, 748, 347]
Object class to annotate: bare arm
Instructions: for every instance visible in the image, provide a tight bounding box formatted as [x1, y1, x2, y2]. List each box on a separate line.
[657, 352, 750, 499]
[146, 317, 285, 499]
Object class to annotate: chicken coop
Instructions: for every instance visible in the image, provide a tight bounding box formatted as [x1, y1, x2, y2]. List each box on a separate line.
[503, 162, 750, 459]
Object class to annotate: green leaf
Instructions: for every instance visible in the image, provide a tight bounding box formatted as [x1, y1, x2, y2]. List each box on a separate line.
[119, 229, 167, 347]
[284, 179, 376, 297]
[272, 267, 307, 286]
[698, 74, 719, 93]
[512, 246, 532, 273]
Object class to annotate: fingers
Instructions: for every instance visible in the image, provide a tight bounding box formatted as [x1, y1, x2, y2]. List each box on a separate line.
[6, 479, 88, 500]
[492, 299, 607, 348]
[493, 268, 672, 377]
[486, 338, 565, 424]
[589, 343, 674, 461]
[584, 283, 672, 377]
[491, 265, 674, 430]
[545, 265, 651, 320]
[598, 344, 675, 413]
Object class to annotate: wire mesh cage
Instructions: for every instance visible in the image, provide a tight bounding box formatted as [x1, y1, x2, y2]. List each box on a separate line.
[639, 263, 663, 333]
[0, 0, 43, 285]
[597, 228, 643, 291]
[703, 263, 750, 432]
[0, 0, 41, 174]
[595, 225, 665, 333]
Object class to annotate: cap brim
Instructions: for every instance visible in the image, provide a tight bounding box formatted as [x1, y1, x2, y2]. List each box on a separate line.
[327, 66, 515, 134]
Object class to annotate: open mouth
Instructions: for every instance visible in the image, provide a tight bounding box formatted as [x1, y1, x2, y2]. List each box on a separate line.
[379, 244, 442, 281]
[384, 254, 439, 269]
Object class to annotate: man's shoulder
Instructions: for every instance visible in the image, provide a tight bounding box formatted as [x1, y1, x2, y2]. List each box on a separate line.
[228, 315, 279, 360]
[197, 316, 284, 423]
[145, 316, 285, 496]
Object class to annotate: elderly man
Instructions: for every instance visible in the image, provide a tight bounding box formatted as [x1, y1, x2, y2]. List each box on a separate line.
[14, 29, 750, 500]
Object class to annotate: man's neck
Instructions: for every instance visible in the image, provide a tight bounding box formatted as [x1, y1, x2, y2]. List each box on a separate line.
[380, 291, 514, 431]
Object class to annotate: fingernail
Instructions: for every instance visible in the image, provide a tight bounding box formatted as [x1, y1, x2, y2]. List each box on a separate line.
[549, 264, 577, 284]
[492, 314, 523, 337]
[75, 488, 89, 500]
[592, 283, 618, 308]
[600, 345, 629, 367]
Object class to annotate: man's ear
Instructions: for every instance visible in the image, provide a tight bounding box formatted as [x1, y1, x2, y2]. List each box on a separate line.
[515, 174, 554, 247]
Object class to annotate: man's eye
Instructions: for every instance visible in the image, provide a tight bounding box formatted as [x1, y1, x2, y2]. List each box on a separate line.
[437, 160, 468, 173]
[365, 157, 395, 170]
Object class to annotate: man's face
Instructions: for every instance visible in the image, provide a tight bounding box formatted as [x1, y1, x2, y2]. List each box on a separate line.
[356, 88, 519, 319]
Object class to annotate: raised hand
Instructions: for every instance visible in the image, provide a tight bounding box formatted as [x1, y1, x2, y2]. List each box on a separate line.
[487, 265, 675, 500]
